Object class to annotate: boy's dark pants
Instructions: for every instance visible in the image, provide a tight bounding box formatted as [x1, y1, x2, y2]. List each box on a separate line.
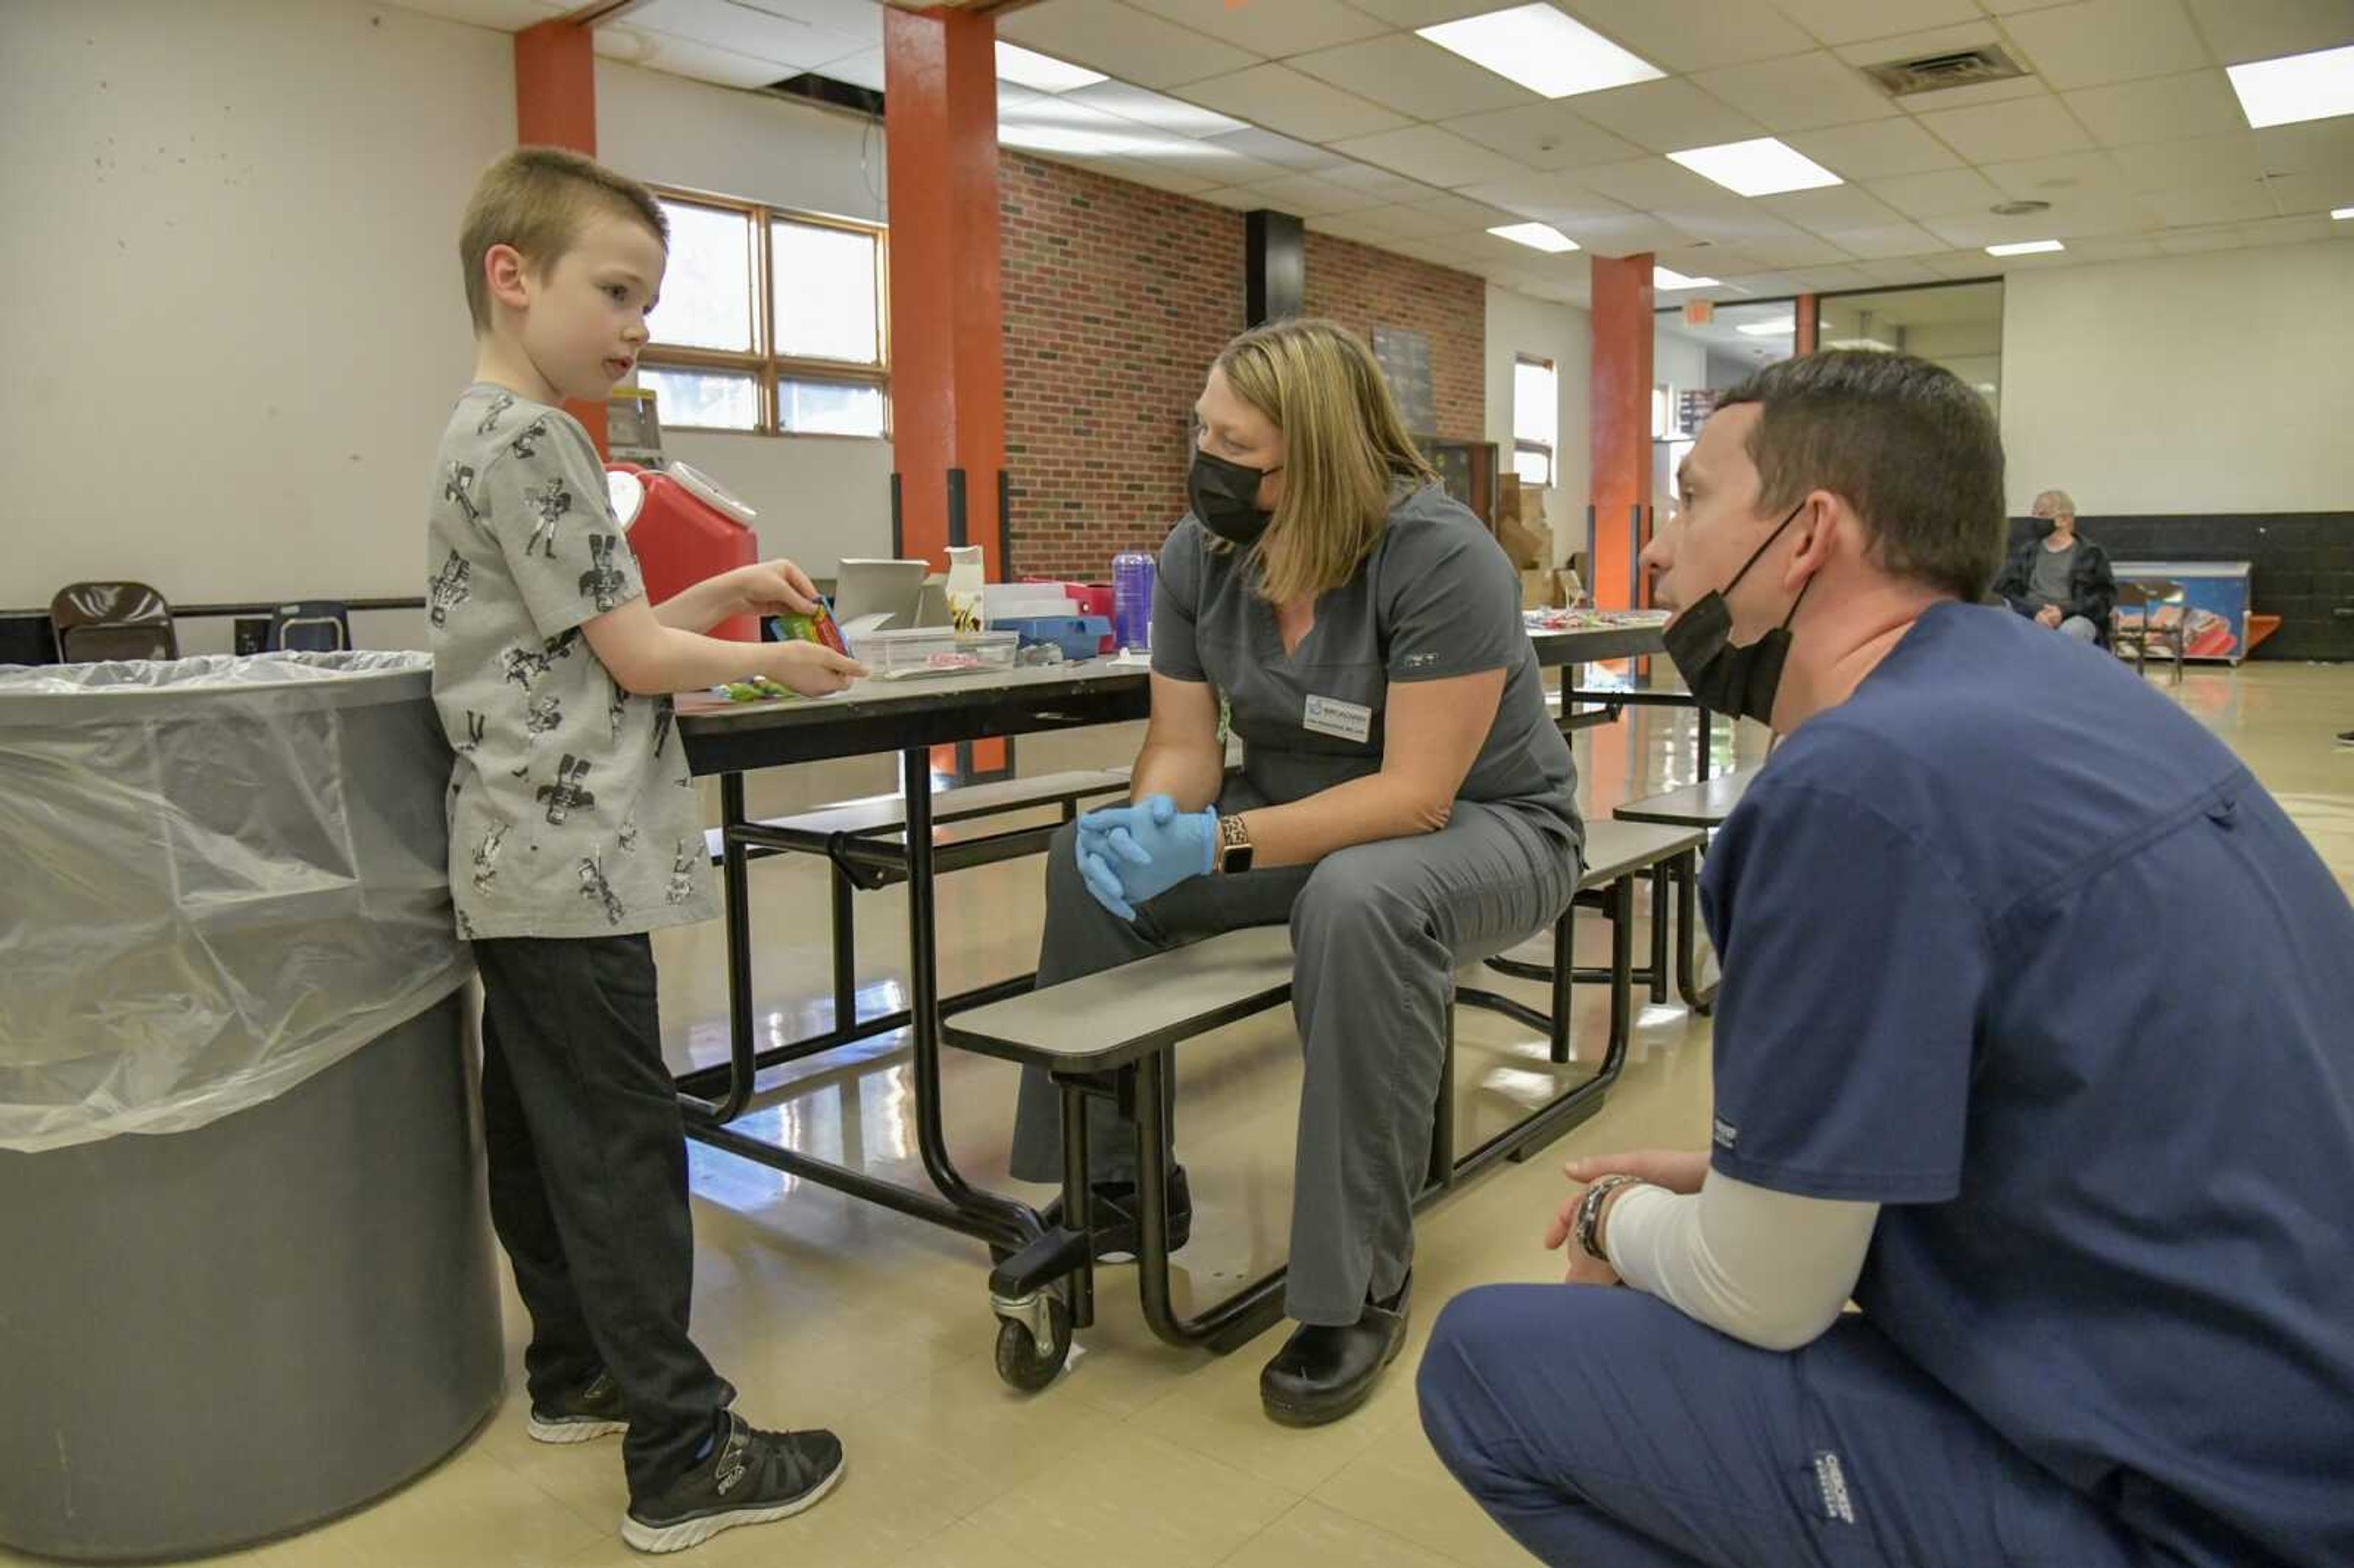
[473, 935, 732, 1502]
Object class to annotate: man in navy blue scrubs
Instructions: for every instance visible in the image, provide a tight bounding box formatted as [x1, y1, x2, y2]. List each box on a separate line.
[1418, 351, 2354, 1567]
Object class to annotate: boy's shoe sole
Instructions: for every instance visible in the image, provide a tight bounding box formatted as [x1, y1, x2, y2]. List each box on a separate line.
[528, 1412, 628, 1445]
[620, 1458, 844, 1555]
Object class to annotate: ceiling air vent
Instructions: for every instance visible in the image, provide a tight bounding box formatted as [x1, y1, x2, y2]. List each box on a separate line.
[762, 72, 884, 118]
[1860, 45, 2030, 98]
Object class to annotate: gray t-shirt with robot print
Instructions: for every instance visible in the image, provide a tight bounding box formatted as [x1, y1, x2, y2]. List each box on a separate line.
[425, 384, 717, 939]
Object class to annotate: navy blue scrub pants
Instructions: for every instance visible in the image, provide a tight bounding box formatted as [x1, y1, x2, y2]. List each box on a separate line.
[1417, 1285, 2158, 1567]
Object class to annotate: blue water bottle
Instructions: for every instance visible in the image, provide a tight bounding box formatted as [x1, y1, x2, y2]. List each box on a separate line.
[1113, 550, 1155, 654]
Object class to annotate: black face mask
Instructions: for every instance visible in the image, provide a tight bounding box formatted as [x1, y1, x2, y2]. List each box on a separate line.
[1187, 449, 1281, 549]
[1661, 503, 1812, 728]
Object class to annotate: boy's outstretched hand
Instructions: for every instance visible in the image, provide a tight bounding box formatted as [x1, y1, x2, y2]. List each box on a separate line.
[764, 640, 864, 696]
[720, 558, 823, 620]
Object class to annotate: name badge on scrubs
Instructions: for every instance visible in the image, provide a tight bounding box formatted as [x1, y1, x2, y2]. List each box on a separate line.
[1302, 694, 1373, 745]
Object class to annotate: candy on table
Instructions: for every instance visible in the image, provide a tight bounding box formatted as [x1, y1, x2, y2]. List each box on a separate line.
[714, 676, 796, 702]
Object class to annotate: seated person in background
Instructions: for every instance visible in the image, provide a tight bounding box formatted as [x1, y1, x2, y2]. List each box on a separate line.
[1994, 487, 2114, 643]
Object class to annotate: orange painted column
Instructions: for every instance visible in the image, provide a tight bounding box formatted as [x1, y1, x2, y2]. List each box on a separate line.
[883, 6, 1006, 577]
[885, 7, 1010, 780]
[1588, 253, 1654, 611]
[513, 18, 608, 455]
[1795, 293, 1819, 355]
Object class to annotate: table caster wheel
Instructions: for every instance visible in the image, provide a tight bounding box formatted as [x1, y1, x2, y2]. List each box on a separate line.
[994, 1293, 1072, 1392]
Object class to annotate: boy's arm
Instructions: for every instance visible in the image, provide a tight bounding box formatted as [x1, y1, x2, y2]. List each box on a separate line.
[648, 559, 825, 635]
[581, 597, 857, 696]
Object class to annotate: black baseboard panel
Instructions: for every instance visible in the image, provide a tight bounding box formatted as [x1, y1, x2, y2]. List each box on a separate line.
[2005, 513, 2354, 662]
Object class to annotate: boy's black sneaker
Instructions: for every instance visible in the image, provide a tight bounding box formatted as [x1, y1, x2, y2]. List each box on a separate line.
[527, 1369, 628, 1445]
[620, 1412, 844, 1555]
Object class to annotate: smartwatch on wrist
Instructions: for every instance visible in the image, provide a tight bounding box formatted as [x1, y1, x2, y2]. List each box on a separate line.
[1574, 1174, 1644, 1263]
[1216, 811, 1255, 875]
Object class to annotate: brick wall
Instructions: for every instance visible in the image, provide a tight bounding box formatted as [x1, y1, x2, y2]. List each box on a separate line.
[997, 151, 1485, 583]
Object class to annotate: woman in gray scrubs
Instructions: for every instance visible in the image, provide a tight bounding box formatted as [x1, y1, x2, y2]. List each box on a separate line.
[1009, 317, 1583, 1425]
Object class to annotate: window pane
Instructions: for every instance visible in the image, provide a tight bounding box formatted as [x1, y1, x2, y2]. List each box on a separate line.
[1513, 359, 1556, 446]
[772, 222, 880, 363]
[1512, 444, 1552, 487]
[640, 367, 758, 431]
[779, 378, 885, 437]
[649, 200, 753, 352]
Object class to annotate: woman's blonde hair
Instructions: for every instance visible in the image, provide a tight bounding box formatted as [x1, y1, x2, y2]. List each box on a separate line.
[1211, 318, 1438, 603]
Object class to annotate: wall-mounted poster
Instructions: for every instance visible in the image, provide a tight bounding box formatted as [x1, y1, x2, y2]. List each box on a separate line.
[1372, 327, 1436, 435]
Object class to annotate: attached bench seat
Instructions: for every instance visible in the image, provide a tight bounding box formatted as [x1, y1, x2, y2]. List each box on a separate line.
[1612, 764, 1759, 830]
[703, 766, 1133, 866]
[943, 815, 1706, 1381]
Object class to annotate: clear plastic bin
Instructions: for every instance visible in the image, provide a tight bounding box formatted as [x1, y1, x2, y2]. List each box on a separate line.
[848, 626, 1019, 679]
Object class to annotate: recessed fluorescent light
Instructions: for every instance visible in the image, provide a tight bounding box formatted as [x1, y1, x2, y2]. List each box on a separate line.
[995, 42, 1106, 94]
[1653, 267, 1720, 289]
[1829, 337, 1895, 352]
[2225, 43, 2354, 129]
[2334, 206, 2354, 220]
[1667, 137, 1842, 197]
[1735, 318, 1795, 335]
[1986, 239, 2064, 255]
[1488, 222, 1579, 253]
[1417, 3, 1664, 100]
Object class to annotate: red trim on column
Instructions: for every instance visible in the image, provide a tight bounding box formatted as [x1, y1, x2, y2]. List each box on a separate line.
[1588, 254, 1654, 611]
[514, 19, 607, 454]
[1795, 293, 1819, 356]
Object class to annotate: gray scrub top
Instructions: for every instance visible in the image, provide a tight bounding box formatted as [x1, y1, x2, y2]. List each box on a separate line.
[1151, 480, 1580, 850]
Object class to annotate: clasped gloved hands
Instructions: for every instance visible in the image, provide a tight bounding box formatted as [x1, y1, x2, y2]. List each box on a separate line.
[1073, 793, 1218, 921]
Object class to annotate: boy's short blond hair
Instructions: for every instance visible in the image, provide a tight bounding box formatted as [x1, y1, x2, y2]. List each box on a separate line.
[459, 146, 669, 333]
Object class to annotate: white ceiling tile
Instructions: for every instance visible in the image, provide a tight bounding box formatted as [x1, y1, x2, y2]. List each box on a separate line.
[1694, 51, 1902, 132]
[1305, 213, 1403, 245]
[1826, 222, 1951, 256]
[1998, 0, 2213, 90]
[1121, 0, 1392, 56]
[1321, 164, 1443, 199]
[996, 0, 1259, 90]
[2107, 132, 2266, 190]
[1659, 207, 1813, 244]
[1326, 124, 1529, 186]
[2144, 181, 2280, 225]
[1173, 64, 1411, 142]
[734, 0, 880, 41]
[1577, 155, 1756, 209]
[2181, 0, 2354, 66]
[1984, 0, 2079, 10]
[1201, 126, 1357, 171]
[1192, 184, 1281, 211]
[1089, 156, 1220, 195]
[1743, 233, 1861, 266]
[1337, 0, 1495, 24]
[1349, 204, 1476, 240]
[1439, 103, 1648, 172]
[1914, 96, 2095, 162]
[1779, 262, 1878, 288]
[1064, 81, 1251, 138]
[382, 0, 566, 28]
[1111, 141, 1292, 184]
[1918, 248, 2004, 277]
[1890, 75, 2051, 113]
[1761, 183, 1910, 230]
[2064, 234, 2165, 258]
[1238, 172, 1386, 216]
[2263, 171, 2354, 216]
[629, 0, 864, 66]
[1287, 33, 1540, 121]
[1553, 212, 1694, 254]
[1553, 0, 1818, 72]
[1414, 192, 1526, 225]
[1570, 78, 1769, 155]
[1769, 0, 1984, 47]
[2251, 116, 2354, 177]
[1785, 116, 1965, 179]
[2155, 227, 2247, 252]
[1845, 257, 1947, 283]
[818, 46, 885, 89]
[1453, 173, 1636, 223]
[1976, 150, 2127, 200]
[1830, 19, 2002, 65]
[1866, 166, 2007, 217]
[2237, 213, 2340, 245]
[2063, 70, 2247, 147]
[600, 25, 802, 86]
[1921, 211, 2047, 245]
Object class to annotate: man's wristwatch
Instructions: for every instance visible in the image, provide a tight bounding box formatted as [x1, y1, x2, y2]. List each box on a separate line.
[1216, 811, 1255, 875]
[1573, 1174, 1645, 1263]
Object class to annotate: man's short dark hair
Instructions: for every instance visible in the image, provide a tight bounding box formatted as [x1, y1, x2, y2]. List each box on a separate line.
[1715, 349, 2006, 603]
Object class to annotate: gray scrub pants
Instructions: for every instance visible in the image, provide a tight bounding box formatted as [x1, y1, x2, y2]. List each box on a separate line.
[1008, 777, 1579, 1326]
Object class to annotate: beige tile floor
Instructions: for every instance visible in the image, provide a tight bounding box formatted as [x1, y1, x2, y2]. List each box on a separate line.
[14, 661, 2348, 1568]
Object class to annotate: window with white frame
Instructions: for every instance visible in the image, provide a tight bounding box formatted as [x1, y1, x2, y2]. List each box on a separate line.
[1512, 354, 1556, 487]
[636, 188, 889, 439]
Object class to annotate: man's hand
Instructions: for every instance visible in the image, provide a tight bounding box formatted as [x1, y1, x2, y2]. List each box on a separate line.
[2036, 604, 2063, 628]
[1543, 1149, 1710, 1287]
[761, 639, 864, 696]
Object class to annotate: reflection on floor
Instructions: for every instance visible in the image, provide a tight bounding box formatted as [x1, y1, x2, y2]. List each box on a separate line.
[26, 661, 2343, 1568]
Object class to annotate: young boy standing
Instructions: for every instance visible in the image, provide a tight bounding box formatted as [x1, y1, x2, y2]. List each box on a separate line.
[427, 147, 860, 1554]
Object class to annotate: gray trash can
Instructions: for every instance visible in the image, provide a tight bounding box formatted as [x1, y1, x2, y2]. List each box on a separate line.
[0, 652, 501, 1562]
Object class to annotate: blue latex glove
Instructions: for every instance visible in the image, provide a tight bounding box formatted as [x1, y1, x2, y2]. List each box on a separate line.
[1072, 794, 1217, 922]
